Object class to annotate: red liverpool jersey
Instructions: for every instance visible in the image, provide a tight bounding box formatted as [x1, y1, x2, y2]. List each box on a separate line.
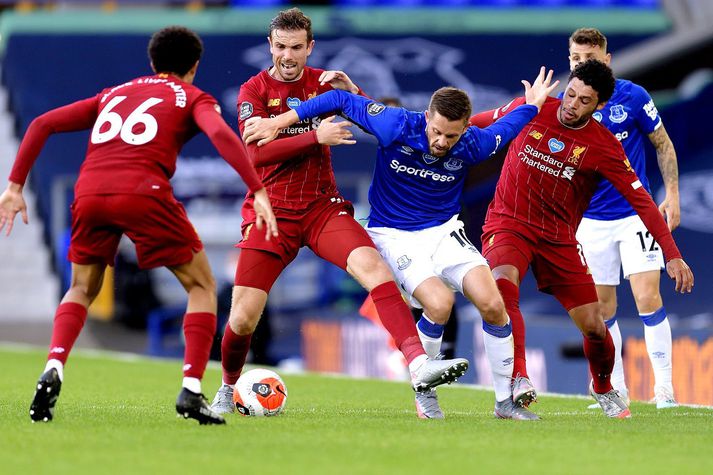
[237, 66, 338, 214]
[471, 96, 681, 261]
[10, 73, 262, 198]
[78, 75, 217, 197]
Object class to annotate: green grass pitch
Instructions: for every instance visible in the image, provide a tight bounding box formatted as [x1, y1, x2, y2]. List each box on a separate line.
[1, 345, 712, 475]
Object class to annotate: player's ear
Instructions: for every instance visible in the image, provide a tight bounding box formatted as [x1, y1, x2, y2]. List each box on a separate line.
[150, 61, 156, 74]
[595, 102, 607, 111]
[306, 39, 315, 56]
[424, 109, 430, 122]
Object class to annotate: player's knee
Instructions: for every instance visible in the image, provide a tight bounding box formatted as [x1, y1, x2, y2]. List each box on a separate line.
[581, 317, 607, 340]
[633, 291, 662, 314]
[599, 299, 617, 319]
[347, 247, 392, 287]
[479, 296, 507, 325]
[423, 294, 455, 324]
[229, 307, 259, 335]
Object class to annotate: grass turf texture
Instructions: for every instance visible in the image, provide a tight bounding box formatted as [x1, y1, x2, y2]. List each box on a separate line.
[1, 346, 712, 475]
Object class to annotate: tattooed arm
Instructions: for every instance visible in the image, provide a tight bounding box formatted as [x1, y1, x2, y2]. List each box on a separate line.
[648, 124, 680, 231]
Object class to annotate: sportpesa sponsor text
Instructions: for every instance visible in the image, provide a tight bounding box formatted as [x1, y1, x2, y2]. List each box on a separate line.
[390, 159, 456, 182]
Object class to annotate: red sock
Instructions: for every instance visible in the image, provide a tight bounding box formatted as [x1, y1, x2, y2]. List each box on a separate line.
[583, 329, 615, 394]
[182, 312, 217, 380]
[47, 302, 88, 364]
[370, 281, 424, 364]
[496, 279, 528, 379]
[221, 323, 252, 385]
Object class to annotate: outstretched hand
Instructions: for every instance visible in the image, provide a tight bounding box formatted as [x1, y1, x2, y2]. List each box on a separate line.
[0, 184, 28, 236]
[318, 70, 358, 94]
[523, 66, 559, 111]
[666, 258, 694, 293]
[316, 116, 356, 146]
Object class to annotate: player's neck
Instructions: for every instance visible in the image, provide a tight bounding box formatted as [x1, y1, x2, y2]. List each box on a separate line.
[268, 66, 305, 83]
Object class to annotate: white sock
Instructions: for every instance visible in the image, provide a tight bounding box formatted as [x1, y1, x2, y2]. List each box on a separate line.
[482, 327, 514, 402]
[644, 317, 674, 394]
[182, 377, 202, 394]
[408, 354, 428, 375]
[608, 320, 627, 395]
[417, 327, 443, 359]
[44, 359, 64, 382]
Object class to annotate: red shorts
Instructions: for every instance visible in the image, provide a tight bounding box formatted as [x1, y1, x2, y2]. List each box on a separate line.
[68, 194, 202, 269]
[482, 216, 597, 310]
[235, 195, 375, 292]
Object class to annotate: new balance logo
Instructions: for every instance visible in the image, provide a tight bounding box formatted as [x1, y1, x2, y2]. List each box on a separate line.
[50, 347, 65, 354]
[338, 211, 348, 216]
[652, 351, 666, 359]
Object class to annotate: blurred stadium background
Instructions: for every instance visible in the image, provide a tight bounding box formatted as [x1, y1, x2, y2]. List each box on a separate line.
[0, 0, 711, 405]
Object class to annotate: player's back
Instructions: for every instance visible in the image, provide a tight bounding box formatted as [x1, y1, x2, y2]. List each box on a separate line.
[486, 97, 625, 242]
[77, 74, 210, 198]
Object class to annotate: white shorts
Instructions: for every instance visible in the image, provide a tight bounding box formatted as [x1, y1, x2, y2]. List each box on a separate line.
[366, 215, 488, 308]
[576, 215, 664, 286]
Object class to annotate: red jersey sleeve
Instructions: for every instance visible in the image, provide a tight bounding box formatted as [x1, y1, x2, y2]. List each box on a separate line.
[237, 81, 318, 167]
[9, 96, 99, 185]
[469, 97, 527, 128]
[192, 96, 263, 193]
[597, 136, 682, 261]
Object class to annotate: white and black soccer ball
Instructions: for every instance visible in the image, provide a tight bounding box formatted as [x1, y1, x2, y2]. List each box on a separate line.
[233, 368, 288, 417]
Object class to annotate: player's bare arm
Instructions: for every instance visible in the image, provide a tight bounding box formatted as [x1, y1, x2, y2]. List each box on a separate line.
[648, 124, 680, 231]
[522, 66, 559, 111]
[243, 113, 355, 148]
[666, 258, 694, 293]
[0, 182, 28, 236]
[318, 70, 359, 94]
[243, 110, 298, 145]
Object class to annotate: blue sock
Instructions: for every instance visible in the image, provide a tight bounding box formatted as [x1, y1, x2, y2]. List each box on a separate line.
[482, 320, 512, 338]
[417, 315, 444, 339]
[640, 306, 666, 326]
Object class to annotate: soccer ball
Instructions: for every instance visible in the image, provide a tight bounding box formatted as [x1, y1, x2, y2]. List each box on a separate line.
[233, 368, 288, 417]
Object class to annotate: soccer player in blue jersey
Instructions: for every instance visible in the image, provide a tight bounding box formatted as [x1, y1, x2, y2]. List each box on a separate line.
[243, 68, 559, 420]
[568, 28, 680, 408]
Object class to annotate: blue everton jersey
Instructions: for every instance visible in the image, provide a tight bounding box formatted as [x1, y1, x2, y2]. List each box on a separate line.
[584, 79, 661, 220]
[294, 90, 537, 230]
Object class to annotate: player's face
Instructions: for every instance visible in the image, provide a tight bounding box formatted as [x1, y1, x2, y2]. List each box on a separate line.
[559, 78, 602, 128]
[425, 111, 468, 157]
[568, 43, 610, 71]
[268, 29, 315, 82]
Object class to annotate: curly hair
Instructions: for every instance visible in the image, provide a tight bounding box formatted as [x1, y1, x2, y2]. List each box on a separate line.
[148, 26, 203, 76]
[569, 59, 615, 104]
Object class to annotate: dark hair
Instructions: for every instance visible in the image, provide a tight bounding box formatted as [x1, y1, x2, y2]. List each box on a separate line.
[428, 87, 472, 123]
[148, 26, 203, 76]
[569, 59, 615, 104]
[269, 7, 313, 43]
[569, 27, 608, 51]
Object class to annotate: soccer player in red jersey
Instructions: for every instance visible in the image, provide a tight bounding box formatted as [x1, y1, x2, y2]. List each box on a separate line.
[211, 8, 468, 416]
[0, 26, 278, 425]
[469, 60, 694, 418]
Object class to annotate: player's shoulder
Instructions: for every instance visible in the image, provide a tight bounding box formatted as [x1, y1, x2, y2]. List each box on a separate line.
[587, 118, 622, 147]
[616, 79, 650, 103]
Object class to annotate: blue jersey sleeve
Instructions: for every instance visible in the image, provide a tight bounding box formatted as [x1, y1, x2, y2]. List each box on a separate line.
[460, 104, 538, 161]
[630, 84, 661, 135]
[294, 90, 405, 146]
